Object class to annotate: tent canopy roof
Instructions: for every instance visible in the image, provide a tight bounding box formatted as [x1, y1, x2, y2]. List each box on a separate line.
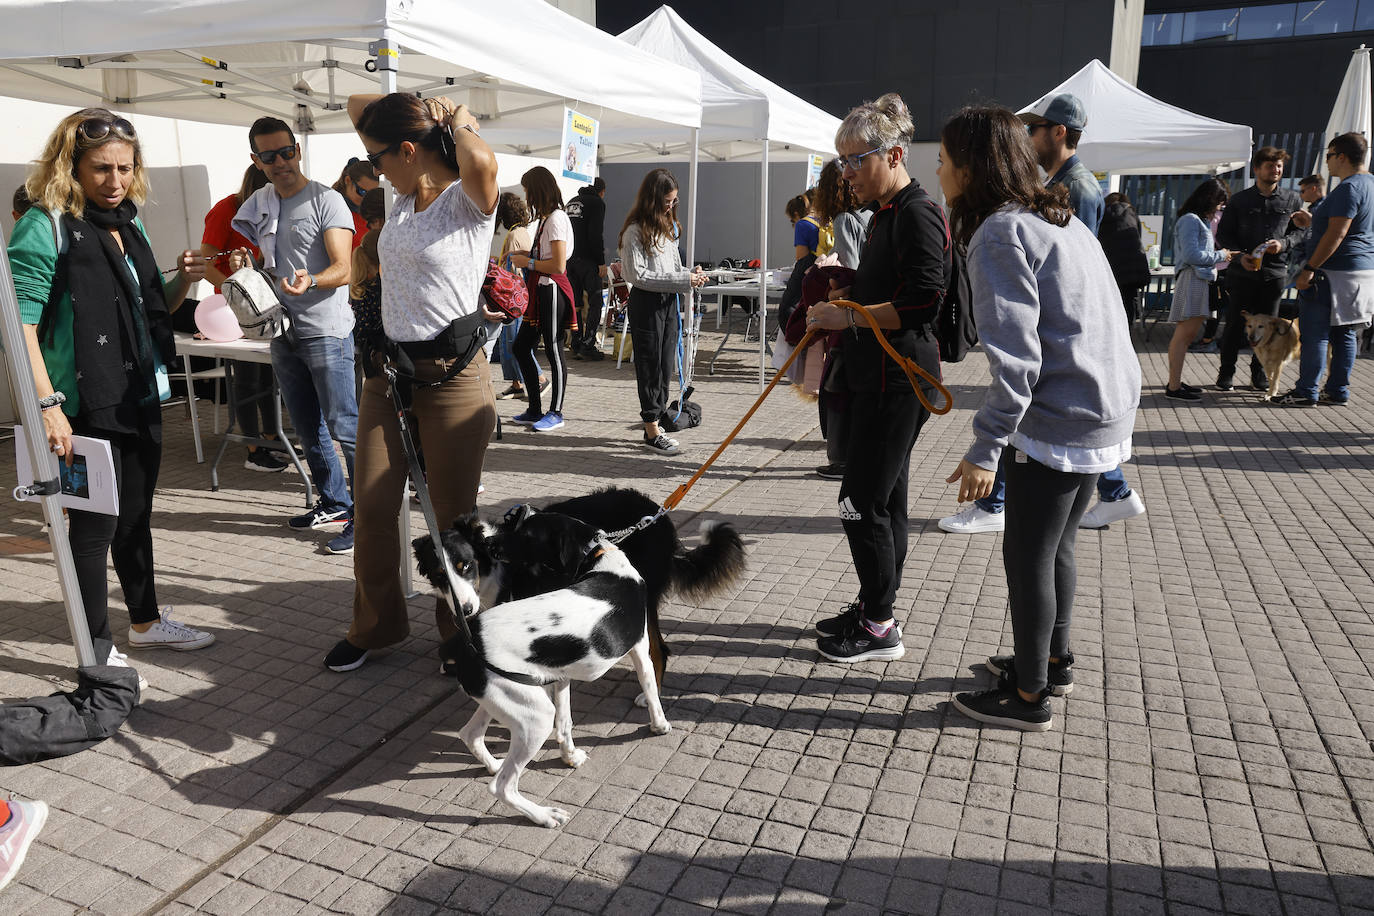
[0, 0, 701, 155]
[1020, 59, 1251, 175]
[607, 5, 841, 162]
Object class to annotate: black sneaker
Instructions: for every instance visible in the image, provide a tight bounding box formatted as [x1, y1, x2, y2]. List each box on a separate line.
[816, 618, 904, 662]
[325, 521, 354, 556]
[581, 347, 605, 361]
[1319, 391, 1350, 406]
[324, 639, 369, 672]
[1215, 375, 1234, 391]
[815, 463, 846, 480]
[1165, 386, 1201, 401]
[289, 502, 351, 530]
[1272, 390, 1316, 407]
[815, 602, 861, 637]
[643, 433, 680, 455]
[1180, 383, 1203, 394]
[1250, 373, 1270, 392]
[985, 651, 1075, 696]
[953, 684, 1053, 731]
[245, 449, 289, 472]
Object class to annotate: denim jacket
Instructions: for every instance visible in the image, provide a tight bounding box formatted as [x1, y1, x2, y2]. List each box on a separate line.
[1173, 213, 1228, 282]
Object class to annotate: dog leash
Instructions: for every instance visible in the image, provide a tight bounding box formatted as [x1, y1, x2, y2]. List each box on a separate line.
[660, 299, 952, 514]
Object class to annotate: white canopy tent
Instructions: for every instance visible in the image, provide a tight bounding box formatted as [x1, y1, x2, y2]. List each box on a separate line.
[1321, 45, 1372, 183]
[616, 5, 843, 387]
[1019, 59, 1252, 175]
[0, 0, 703, 669]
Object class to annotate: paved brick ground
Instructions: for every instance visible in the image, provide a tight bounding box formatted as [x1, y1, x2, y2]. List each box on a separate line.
[1, 321, 1372, 915]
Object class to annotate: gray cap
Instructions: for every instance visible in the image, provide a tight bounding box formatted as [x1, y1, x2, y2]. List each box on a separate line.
[1020, 92, 1088, 132]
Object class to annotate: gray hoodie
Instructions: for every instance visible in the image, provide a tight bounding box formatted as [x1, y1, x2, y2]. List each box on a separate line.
[619, 226, 692, 294]
[963, 205, 1141, 471]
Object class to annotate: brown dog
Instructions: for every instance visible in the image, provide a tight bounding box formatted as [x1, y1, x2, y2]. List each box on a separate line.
[1242, 311, 1301, 400]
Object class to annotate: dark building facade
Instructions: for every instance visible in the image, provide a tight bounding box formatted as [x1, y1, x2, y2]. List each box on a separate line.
[597, 0, 1130, 142]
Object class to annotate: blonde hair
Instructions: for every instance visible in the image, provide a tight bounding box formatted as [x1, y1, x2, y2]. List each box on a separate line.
[26, 108, 150, 219]
[350, 229, 381, 299]
[835, 93, 914, 159]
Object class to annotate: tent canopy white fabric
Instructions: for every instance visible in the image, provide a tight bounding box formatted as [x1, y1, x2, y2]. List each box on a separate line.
[609, 4, 841, 162]
[0, 0, 701, 151]
[1020, 59, 1251, 175]
[1321, 45, 1371, 182]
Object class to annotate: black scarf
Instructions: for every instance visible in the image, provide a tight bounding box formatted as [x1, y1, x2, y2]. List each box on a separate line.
[63, 200, 173, 431]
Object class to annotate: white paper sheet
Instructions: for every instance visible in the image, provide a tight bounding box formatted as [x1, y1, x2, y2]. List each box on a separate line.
[14, 425, 119, 516]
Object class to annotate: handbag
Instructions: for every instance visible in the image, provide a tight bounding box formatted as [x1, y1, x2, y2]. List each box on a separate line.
[663, 385, 702, 431]
[222, 254, 290, 341]
[482, 258, 528, 322]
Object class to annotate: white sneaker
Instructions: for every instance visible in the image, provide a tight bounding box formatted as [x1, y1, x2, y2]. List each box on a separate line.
[127, 609, 215, 651]
[106, 647, 148, 691]
[1079, 491, 1147, 529]
[937, 504, 1005, 534]
[0, 798, 48, 892]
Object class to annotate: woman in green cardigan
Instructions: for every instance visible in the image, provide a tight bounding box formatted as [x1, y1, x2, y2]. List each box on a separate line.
[9, 108, 216, 676]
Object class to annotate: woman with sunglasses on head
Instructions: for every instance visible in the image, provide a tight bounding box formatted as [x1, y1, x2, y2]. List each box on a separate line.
[325, 92, 499, 673]
[618, 168, 709, 455]
[938, 106, 1139, 731]
[804, 93, 949, 663]
[8, 108, 216, 678]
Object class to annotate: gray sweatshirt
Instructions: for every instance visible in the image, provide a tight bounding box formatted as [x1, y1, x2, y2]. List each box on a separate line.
[619, 226, 692, 294]
[964, 205, 1141, 470]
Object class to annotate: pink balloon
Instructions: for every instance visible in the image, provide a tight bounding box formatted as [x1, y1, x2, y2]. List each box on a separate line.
[194, 293, 242, 342]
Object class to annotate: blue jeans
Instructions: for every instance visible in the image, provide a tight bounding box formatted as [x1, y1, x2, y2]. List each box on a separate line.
[977, 457, 1131, 513]
[494, 317, 540, 384]
[1296, 292, 1358, 402]
[273, 333, 358, 513]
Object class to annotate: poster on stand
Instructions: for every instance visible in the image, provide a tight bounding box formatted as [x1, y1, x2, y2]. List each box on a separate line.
[805, 154, 825, 189]
[561, 108, 599, 184]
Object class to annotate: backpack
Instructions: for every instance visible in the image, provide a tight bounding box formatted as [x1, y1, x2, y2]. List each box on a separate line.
[937, 242, 977, 363]
[662, 385, 702, 431]
[222, 254, 290, 341]
[799, 216, 834, 257]
[482, 257, 528, 321]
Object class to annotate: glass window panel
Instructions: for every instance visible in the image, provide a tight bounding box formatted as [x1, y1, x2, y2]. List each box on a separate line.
[1237, 3, 1296, 39]
[1295, 0, 1357, 35]
[1183, 8, 1240, 43]
[1142, 12, 1185, 46]
[1355, 0, 1374, 29]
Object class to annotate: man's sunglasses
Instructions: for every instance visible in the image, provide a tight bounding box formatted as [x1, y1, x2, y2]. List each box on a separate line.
[78, 117, 136, 143]
[1026, 122, 1056, 133]
[365, 143, 401, 170]
[253, 144, 298, 165]
[833, 147, 885, 172]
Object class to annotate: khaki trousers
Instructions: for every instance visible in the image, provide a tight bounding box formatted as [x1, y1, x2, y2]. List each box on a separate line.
[348, 352, 496, 649]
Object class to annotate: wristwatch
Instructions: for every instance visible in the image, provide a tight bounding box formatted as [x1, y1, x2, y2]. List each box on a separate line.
[308, 273, 318, 290]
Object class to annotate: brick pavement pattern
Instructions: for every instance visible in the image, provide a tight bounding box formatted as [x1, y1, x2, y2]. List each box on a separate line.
[1, 325, 1372, 915]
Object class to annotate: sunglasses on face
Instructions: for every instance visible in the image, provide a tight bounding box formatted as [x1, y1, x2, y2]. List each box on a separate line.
[253, 144, 298, 165]
[1026, 122, 1056, 134]
[78, 116, 136, 143]
[834, 147, 885, 172]
[365, 143, 400, 170]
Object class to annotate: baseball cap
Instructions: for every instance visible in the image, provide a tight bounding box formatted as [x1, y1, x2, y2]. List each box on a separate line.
[1019, 92, 1088, 132]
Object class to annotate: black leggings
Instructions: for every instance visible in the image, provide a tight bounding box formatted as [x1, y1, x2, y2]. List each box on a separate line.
[67, 425, 163, 642]
[232, 361, 274, 439]
[1002, 448, 1097, 695]
[628, 287, 679, 424]
[513, 284, 569, 415]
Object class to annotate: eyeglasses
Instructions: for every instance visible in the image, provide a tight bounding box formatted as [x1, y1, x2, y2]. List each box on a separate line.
[253, 144, 298, 165]
[834, 147, 885, 172]
[77, 116, 136, 143]
[1026, 122, 1055, 134]
[365, 143, 400, 170]
[1325, 151, 1338, 160]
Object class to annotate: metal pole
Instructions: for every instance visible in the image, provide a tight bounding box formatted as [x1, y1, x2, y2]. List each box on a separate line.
[684, 127, 700, 384]
[0, 232, 100, 668]
[758, 141, 769, 391]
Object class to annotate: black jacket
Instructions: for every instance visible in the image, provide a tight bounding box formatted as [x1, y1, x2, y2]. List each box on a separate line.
[1215, 184, 1303, 281]
[1097, 201, 1151, 288]
[844, 181, 948, 393]
[567, 187, 606, 265]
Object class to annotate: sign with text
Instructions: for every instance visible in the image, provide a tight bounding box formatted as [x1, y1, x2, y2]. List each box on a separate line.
[560, 108, 599, 184]
[805, 154, 825, 189]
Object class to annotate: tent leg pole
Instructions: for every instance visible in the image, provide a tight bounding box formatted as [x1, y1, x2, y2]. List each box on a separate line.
[685, 127, 700, 384]
[759, 142, 769, 392]
[0, 235, 99, 668]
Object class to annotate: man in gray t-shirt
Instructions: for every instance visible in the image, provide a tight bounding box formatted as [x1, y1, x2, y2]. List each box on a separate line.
[231, 117, 358, 553]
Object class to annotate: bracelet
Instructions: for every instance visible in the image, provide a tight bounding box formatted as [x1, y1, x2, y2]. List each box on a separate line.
[848, 309, 857, 330]
[38, 391, 66, 410]
[457, 123, 478, 136]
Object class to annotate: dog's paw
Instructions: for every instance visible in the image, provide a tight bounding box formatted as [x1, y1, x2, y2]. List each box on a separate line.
[561, 748, 588, 768]
[531, 806, 572, 829]
[634, 691, 649, 708]
[649, 718, 672, 735]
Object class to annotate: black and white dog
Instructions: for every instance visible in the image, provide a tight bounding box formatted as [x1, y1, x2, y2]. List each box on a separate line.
[415, 510, 672, 828]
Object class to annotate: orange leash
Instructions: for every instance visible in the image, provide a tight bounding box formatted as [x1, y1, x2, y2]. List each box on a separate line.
[662, 300, 952, 512]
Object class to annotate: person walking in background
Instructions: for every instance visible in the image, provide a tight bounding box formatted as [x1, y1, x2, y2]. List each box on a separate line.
[1097, 192, 1152, 324]
[938, 106, 1140, 730]
[201, 163, 290, 473]
[9, 107, 216, 680]
[230, 116, 358, 555]
[1280, 133, 1374, 406]
[1214, 146, 1303, 392]
[492, 191, 547, 401]
[326, 91, 498, 672]
[619, 168, 708, 455]
[331, 158, 379, 248]
[1165, 179, 1232, 401]
[567, 177, 608, 360]
[508, 166, 574, 432]
[806, 92, 948, 663]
